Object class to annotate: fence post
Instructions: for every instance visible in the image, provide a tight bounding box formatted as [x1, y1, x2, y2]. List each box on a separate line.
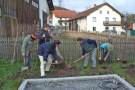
[126, 32, 128, 40]
[108, 32, 111, 39]
[88, 30, 90, 39]
[82, 30, 83, 38]
[96, 31, 99, 42]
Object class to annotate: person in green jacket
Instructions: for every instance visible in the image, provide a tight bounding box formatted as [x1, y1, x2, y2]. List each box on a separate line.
[99, 43, 113, 64]
[21, 34, 37, 69]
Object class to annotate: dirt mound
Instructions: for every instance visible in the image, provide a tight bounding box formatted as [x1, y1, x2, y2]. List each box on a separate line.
[120, 64, 135, 69]
[48, 66, 82, 78]
[125, 64, 135, 78]
[87, 66, 114, 75]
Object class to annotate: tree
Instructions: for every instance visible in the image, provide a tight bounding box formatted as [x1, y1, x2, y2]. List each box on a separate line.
[121, 12, 135, 30]
[58, 0, 64, 10]
[85, 6, 91, 10]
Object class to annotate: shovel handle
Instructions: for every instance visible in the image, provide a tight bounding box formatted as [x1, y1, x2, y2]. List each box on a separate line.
[72, 48, 96, 64]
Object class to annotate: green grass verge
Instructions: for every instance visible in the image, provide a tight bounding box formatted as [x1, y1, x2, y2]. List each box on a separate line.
[0, 59, 135, 90]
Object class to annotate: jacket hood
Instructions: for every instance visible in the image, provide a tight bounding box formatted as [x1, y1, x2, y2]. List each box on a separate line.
[101, 44, 107, 53]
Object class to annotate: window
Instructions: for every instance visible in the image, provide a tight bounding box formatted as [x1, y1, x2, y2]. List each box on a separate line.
[32, 0, 38, 8]
[105, 27, 109, 30]
[93, 17, 96, 22]
[0, 6, 1, 16]
[113, 27, 116, 30]
[99, 10, 102, 14]
[107, 11, 109, 14]
[93, 27, 96, 31]
[105, 17, 109, 21]
[25, 0, 29, 3]
[113, 18, 116, 22]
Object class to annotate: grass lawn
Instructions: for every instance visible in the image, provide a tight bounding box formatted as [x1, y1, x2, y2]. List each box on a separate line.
[0, 59, 135, 90]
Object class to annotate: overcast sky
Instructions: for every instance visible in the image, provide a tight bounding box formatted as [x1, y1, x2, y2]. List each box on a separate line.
[53, 0, 135, 14]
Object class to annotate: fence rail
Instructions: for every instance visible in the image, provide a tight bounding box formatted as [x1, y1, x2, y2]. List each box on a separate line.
[0, 36, 135, 62]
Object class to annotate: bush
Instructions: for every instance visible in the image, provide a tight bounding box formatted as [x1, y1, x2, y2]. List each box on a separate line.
[121, 32, 126, 35]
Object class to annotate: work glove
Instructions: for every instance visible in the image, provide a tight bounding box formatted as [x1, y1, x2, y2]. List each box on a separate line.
[44, 61, 47, 65]
[104, 58, 106, 61]
[55, 60, 58, 64]
[99, 57, 101, 61]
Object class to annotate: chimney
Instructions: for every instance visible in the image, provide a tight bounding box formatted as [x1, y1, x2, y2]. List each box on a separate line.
[94, 4, 96, 7]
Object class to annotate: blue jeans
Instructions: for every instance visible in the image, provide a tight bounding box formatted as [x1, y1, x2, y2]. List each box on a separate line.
[25, 53, 31, 69]
[84, 49, 96, 67]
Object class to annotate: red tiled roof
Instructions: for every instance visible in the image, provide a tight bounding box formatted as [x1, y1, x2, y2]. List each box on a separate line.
[69, 4, 102, 20]
[69, 2, 122, 21]
[53, 10, 77, 18]
[127, 24, 133, 30]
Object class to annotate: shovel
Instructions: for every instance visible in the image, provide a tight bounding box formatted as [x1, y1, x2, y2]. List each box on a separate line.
[11, 31, 18, 63]
[66, 48, 96, 69]
[21, 57, 28, 71]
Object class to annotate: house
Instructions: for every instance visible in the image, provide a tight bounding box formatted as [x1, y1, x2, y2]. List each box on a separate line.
[0, 0, 54, 37]
[39, 0, 54, 28]
[51, 10, 77, 27]
[127, 21, 135, 36]
[69, 2, 123, 33]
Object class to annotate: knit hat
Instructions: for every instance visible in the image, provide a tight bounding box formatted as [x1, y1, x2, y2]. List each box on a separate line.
[101, 44, 107, 53]
[31, 33, 37, 40]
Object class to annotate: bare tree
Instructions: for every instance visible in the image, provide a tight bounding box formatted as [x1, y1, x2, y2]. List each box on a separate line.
[58, 0, 64, 10]
[85, 6, 91, 10]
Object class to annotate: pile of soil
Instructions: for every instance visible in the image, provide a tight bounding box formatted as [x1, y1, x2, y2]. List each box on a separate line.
[86, 66, 114, 75]
[121, 64, 135, 78]
[48, 66, 81, 78]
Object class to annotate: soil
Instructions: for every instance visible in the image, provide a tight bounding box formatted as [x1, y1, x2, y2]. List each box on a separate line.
[86, 66, 114, 76]
[120, 64, 135, 78]
[9, 57, 135, 81]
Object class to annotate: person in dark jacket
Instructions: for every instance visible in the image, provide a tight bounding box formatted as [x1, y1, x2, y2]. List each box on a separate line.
[37, 40, 60, 78]
[37, 24, 63, 59]
[99, 43, 113, 64]
[77, 37, 98, 69]
[37, 24, 53, 46]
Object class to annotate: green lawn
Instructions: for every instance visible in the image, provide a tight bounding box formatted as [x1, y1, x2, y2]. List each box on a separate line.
[0, 59, 135, 90]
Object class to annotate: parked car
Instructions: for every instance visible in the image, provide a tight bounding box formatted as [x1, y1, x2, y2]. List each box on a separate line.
[102, 30, 111, 33]
[111, 30, 117, 34]
[102, 30, 117, 34]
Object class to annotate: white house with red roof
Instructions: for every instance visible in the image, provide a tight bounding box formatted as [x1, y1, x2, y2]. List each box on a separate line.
[69, 2, 123, 33]
[51, 10, 77, 27]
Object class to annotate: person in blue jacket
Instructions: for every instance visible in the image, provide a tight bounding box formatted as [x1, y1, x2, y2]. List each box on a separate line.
[37, 40, 60, 78]
[77, 37, 98, 69]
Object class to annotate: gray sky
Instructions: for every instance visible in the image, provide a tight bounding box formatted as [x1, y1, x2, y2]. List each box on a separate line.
[53, 0, 135, 14]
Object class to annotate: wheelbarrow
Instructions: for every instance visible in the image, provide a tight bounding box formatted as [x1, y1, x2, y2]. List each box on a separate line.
[66, 48, 96, 69]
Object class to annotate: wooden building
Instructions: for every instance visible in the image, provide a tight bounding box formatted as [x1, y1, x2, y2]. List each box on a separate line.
[0, 0, 54, 37]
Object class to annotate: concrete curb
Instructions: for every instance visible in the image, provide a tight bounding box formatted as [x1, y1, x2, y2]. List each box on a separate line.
[18, 74, 135, 90]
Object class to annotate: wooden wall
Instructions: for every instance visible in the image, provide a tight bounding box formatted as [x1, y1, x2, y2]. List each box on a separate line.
[0, 0, 40, 37]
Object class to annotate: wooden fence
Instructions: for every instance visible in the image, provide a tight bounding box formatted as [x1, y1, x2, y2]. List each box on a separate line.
[0, 36, 135, 62]
[62, 31, 135, 41]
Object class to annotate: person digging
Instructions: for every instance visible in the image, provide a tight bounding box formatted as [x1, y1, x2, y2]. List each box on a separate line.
[21, 34, 37, 69]
[37, 24, 63, 62]
[37, 40, 60, 78]
[77, 37, 98, 70]
[99, 43, 113, 64]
